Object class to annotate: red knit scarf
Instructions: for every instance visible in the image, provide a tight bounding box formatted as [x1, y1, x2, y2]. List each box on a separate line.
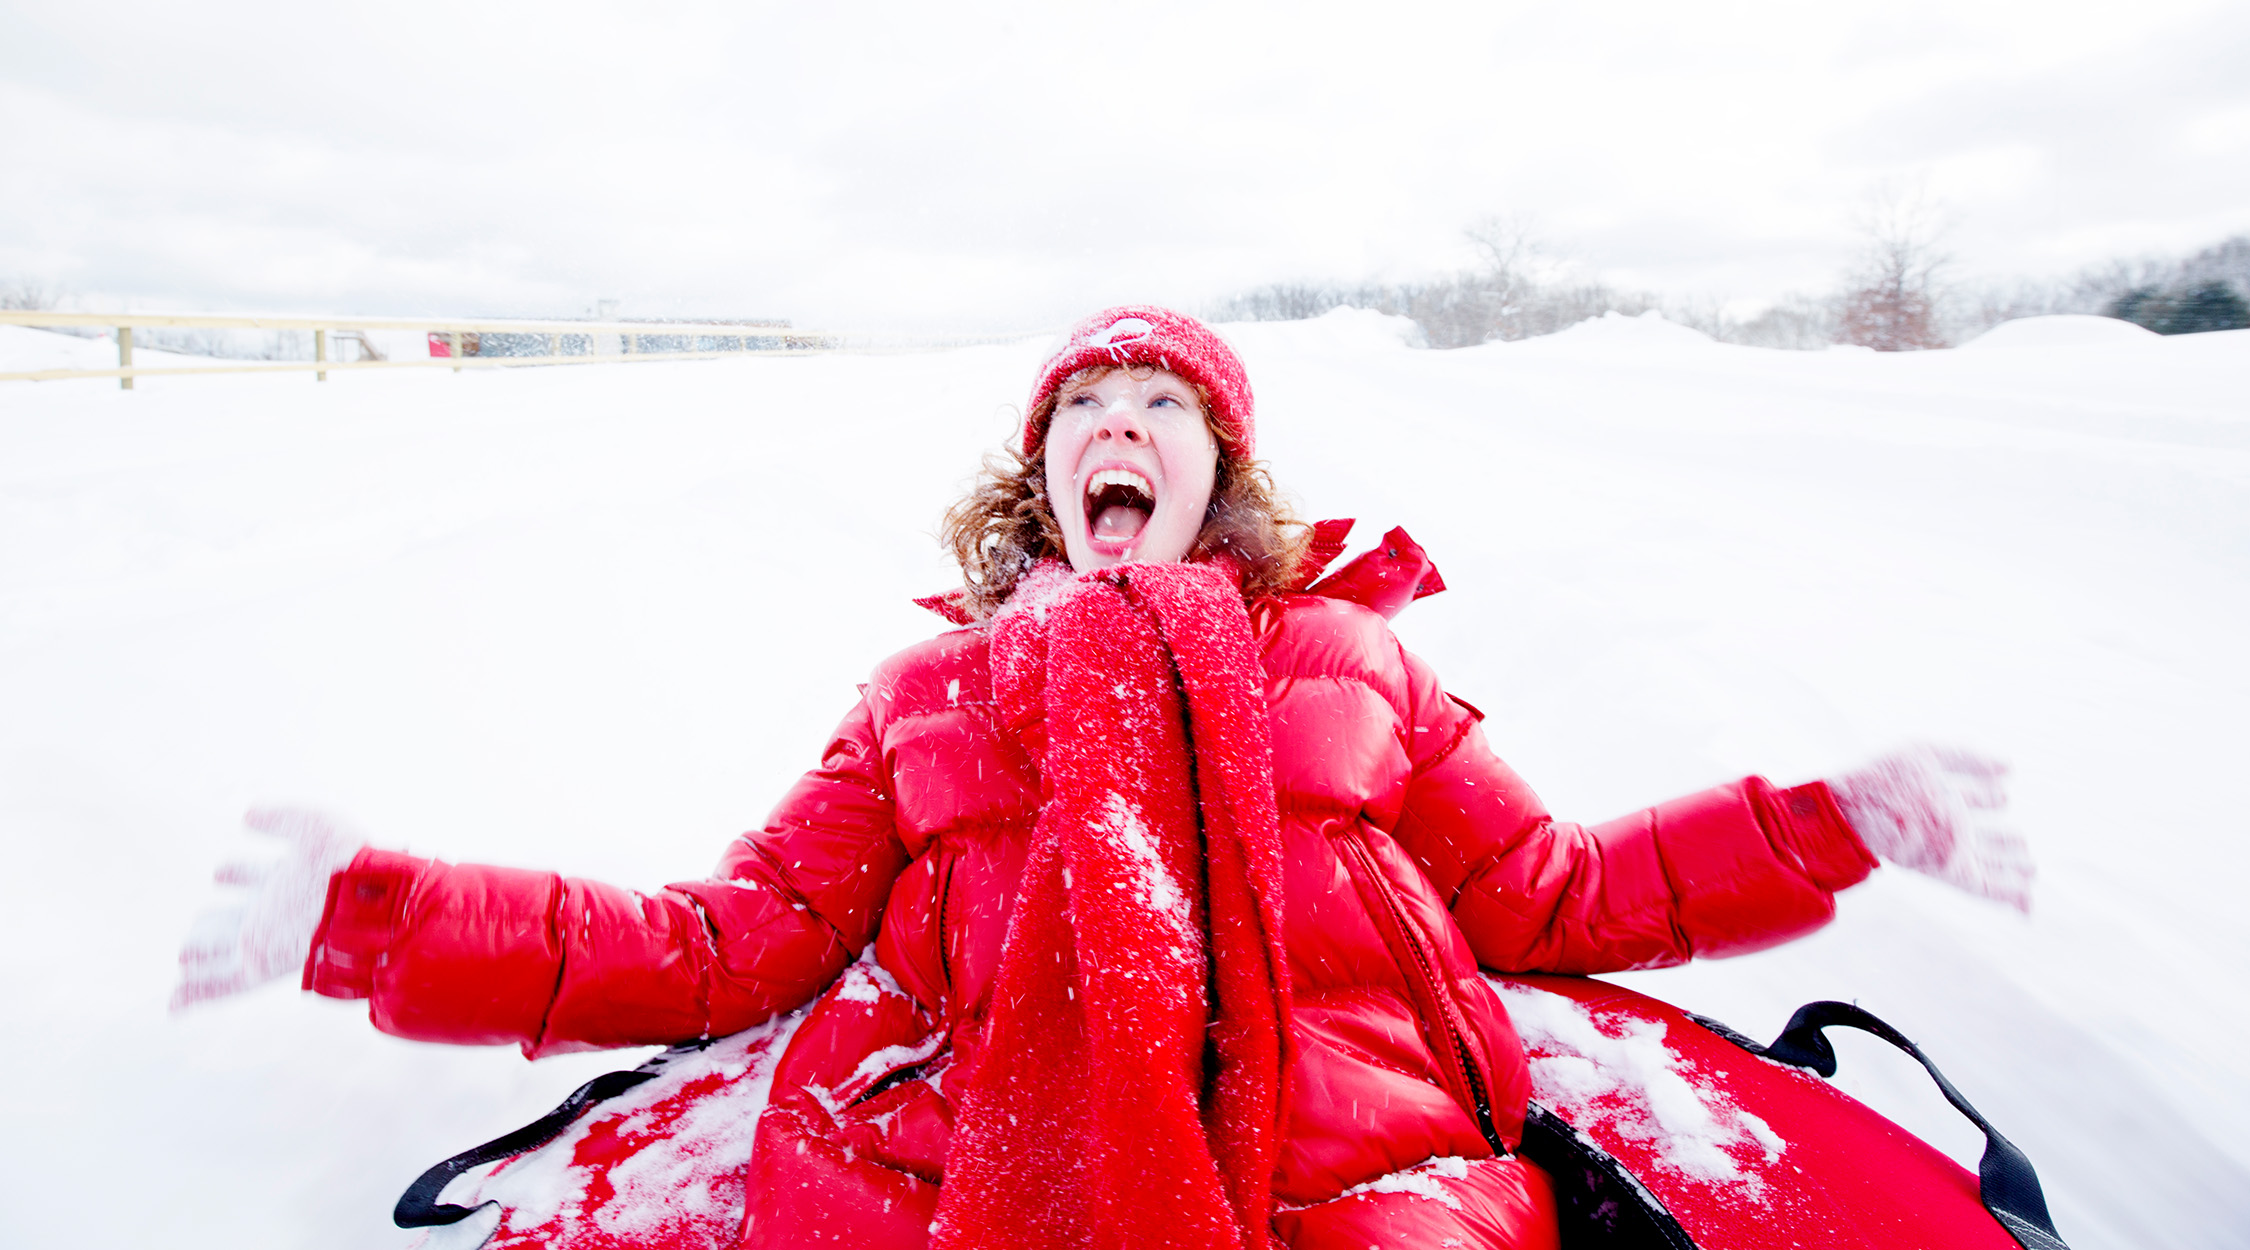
[931, 561, 1294, 1250]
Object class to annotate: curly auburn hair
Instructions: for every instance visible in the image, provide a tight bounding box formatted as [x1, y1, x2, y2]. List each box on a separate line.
[940, 365, 1312, 619]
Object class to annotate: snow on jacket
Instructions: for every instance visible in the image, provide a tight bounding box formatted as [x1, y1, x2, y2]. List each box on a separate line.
[305, 591, 1875, 1249]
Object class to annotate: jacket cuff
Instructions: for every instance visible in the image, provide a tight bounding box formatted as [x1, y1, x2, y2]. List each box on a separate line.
[1753, 778, 1878, 892]
[302, 847, 427, 1000]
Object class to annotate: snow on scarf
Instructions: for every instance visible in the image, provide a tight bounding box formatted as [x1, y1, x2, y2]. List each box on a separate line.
[932, 560, 1294, 1250]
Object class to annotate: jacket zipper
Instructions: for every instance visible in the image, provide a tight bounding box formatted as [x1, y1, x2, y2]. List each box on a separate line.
[1338, 832, 1504, 1154]
[934, 852, 958, 1016]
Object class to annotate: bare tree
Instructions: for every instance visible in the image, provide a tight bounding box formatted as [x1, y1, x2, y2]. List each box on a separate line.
[1835, 182, 1953, 351]
[1462, 212, 1548, 276]
[0, 277, 62, 311]
[1456, 212, 1552, 340]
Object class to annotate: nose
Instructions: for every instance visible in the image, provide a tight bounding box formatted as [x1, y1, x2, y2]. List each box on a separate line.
[1094, 397, 1148, 446]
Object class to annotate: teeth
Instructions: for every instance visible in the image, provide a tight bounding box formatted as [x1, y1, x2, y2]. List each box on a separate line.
[1086, 468, 1154, 497]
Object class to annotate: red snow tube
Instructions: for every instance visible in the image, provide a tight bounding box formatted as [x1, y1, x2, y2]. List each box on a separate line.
[1492, 975, 2068, 1250]
[395, 979, 2070, 1250]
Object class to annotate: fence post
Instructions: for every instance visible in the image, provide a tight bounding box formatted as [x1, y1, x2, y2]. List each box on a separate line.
[117, 326, 134, 391]
[315, 328, 328, 382]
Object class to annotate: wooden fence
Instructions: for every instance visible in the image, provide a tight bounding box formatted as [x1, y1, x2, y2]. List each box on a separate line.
[0, 310, 1030, 389]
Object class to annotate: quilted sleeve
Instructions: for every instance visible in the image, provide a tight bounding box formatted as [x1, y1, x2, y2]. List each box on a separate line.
[1386, 655, 1876, 975]
[303, 698, 907, 1057]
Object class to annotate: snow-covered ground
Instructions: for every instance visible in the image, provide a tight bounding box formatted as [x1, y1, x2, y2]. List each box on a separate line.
[0, 322, 265, 374]
[1, 311, 2244, 1248]
[0, 322, 451, 375]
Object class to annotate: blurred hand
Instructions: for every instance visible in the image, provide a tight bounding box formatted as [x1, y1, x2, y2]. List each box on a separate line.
[1830, 746, 2034, 912]
[171, 807, 367, 1013]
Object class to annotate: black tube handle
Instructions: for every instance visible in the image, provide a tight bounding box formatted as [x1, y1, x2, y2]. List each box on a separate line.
[392, 1068, 660, 1227]
[394, 1038, 715, 1228]
[1692, 1000, 2069, 1250]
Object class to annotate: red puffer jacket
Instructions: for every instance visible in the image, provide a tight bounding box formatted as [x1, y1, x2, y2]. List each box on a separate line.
[306, 592, 1874, 1249]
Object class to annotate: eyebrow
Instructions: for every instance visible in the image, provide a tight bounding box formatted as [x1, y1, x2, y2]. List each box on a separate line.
[1058, 378, 1196, 405]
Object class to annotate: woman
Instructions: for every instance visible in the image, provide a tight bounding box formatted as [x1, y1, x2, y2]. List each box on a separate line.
[176, 307, 2030, 1250]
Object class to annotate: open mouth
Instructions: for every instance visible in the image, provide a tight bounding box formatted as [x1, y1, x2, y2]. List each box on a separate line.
[1084, 467, 1156, 547]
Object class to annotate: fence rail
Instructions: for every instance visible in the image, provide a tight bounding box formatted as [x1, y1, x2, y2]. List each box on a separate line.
[0, 310, 1035, 388]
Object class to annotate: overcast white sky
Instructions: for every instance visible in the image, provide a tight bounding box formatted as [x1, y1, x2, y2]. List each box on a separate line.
[3, 0, 2246, 330]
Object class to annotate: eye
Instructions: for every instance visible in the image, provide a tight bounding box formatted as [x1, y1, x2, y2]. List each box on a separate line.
[1150, 393, 1185, 409]
[1066, 392, 1100, 406]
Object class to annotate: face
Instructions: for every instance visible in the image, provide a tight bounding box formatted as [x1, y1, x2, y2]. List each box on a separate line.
[1042, 366, 1222, 573]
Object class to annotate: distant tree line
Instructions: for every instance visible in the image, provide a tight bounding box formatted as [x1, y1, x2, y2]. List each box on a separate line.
[1207, 216, 1665, 349]
[1967, 235, 2250, 339]
[2106, 280, 2250, 336]
[1208, 206, 2250, 351]
[11, 220, 2247, 358]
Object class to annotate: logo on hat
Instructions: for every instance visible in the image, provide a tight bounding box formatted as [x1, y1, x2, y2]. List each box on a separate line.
[1084, 317, 1156, 351]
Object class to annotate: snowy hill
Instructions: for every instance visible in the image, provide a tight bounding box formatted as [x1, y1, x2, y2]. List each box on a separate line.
[0, 322, 261, 373]
[2, 312, 2246, 1248]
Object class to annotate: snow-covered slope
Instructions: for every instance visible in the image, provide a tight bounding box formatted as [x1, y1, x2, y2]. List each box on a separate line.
[1, 312, 2244, 1248]
[0, 322, 262, 373]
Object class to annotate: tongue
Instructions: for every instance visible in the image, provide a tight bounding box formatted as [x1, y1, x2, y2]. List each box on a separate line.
[1093, 504, 1149, 541]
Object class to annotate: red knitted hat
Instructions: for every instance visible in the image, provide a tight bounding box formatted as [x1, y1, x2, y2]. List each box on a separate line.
[1023, 306, 1254, 460]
